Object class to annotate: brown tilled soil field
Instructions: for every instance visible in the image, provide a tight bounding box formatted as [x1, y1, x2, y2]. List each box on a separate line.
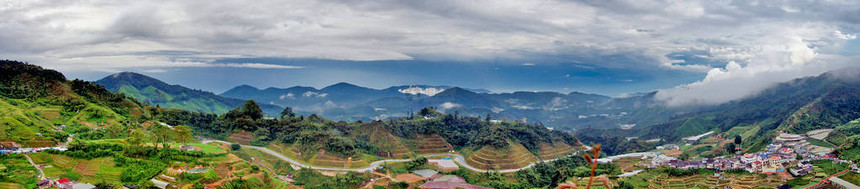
[228, 131, 253, 145]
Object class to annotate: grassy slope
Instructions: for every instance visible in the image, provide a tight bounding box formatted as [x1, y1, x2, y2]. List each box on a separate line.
[0, 95, 128, 146]
[117, 84, 235, 114]
[0, 154, 40, 189]
[673, 117, 714, 138]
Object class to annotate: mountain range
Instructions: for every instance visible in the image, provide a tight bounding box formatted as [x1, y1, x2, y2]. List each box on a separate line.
[93, 69, 860, 145]
[96, 69, 860, 158]
[219, 81, 665, 128]
[92, 72, 707, 130]
[95, 72, 284, 116]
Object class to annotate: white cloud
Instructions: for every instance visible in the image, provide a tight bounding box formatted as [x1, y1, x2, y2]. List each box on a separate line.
[655, 25, 859, 106]
[440, 102, 461, 109]
[300, 91, 328, 98]
[399, 86, 446, 96]
[512, 105, 536, 110]
[279, 93, 295, 100]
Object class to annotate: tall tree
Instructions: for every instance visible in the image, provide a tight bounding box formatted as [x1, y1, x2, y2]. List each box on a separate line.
[280, 106, 296, 119]
[725, 143, 736, 153]
[242, 100, 264, 120]
[150, 124, 175, 150]
[174, 125, 194, 145]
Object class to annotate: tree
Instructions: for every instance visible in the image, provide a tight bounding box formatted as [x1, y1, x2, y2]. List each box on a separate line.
[227, 100, 263, 121]
[280, 107, 295, 119]
[126, 129, 146, 147]
[333, 172, 365, 188]
[149, 124, 175, 150]
[388, 182, 408, 189]
[174, 125, 194, 145]
[231, 143, 241, 151]
[251, 127, 271, 146]
[679, 153, 690, 160]
[419, 107, 431, 117]
[734, 135, 742, 144]
[242, 100, 264, 120]
[406, 157, 427, 171]
[725, 143, 736, 153]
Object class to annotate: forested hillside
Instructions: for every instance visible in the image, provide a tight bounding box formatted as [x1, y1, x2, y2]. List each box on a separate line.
[96, 72, 283, 116]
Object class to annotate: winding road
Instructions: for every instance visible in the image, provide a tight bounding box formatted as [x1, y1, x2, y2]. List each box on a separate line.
[203, 140, 586, 173]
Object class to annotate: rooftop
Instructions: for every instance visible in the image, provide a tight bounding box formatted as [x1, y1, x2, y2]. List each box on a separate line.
[412, 169, 439, 178]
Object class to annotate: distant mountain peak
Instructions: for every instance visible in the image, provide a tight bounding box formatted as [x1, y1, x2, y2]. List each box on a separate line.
[97, 72, 169, 91]
[434, 87, 477, 96]
[322, 82, 361, 89]
[109, 71, 158, 81]
[234, 84, 260, 90]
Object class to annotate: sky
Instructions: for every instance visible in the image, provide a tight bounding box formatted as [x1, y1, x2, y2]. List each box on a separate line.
[1, 0, 859, 105]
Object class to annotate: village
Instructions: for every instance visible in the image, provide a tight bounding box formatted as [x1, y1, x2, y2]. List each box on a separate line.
[599, 130, 860, 188]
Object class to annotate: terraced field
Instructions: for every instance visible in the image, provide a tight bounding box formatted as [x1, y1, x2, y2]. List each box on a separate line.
[352, 124, 413, 158]
[267, 143, 303, 160]
[309, 150, 370, 169]
[637, 173, 783, 189]
[228, 131, 253, 145]
[466, 142, 538, 170]
[0, 183, 24, 189]
[371, 132, 412, 158]
[415, 134, 453, 154]
[537, 142, 577, 160]
[79, 158, 122, 184]
[30, 153, 123, 184]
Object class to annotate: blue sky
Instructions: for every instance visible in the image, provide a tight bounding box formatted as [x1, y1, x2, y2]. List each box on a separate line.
[2, 0, 859, 104]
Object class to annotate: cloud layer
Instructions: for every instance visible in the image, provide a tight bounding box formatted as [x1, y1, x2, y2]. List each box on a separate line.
[1, 0, 859, 104]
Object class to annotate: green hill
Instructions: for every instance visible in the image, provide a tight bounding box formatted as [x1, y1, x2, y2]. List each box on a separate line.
[96, 72, 282, 116]
[0, 60, 154, 147]
[0, 60, 282, 188]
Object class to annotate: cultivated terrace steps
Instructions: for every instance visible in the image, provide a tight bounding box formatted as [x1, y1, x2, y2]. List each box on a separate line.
[415, 134, 453, 154]
[467, 142, 538, 170]
[371, 131, 412, 158]
[308, 150, 369, 168]
[538, 142, 576, 160]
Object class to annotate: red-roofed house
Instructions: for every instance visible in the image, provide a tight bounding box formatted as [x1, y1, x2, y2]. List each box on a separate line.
[419, 175, 491, 189]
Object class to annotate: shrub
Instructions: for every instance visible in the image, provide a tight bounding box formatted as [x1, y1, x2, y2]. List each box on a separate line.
[406, 157, 427, 171]
[388, 182, 409, 189]
[203, 169, 219, 183]
[231, 143, 241, 151]
[181, 172, 203, 181]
